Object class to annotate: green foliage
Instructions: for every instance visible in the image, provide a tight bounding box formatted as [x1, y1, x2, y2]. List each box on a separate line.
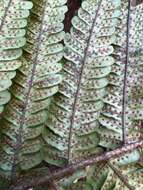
[59, 150, 143, 190]
[0, 0, 32, 114]
[0, 0, 67, 179]
[97, 1, 143, 149]
[0, 0, 143, 189]
[43, 0, 121, 166]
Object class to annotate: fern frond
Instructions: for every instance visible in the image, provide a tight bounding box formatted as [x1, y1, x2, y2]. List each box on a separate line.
[84, 152, 143, 190]
[98, 1, 143, 148]
[0, 0, 32, 115]
[0, 0, 67, 179]
[43, 0, 121, 166]
[59, 150, 143, 190]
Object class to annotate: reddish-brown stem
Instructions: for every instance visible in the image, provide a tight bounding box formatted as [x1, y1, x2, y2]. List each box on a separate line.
[122, 0, 131, 144]
[8, 140, 143, 190]
[108, 163, 134, 190]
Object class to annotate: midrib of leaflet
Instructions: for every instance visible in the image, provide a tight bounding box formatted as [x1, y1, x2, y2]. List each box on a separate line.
[11, 1, 48, 181]
[67, 0, 103, 162]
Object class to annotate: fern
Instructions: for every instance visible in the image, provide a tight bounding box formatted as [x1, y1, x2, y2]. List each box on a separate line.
[90, 153, 143, 190]
[97, 1, 143, 148]
[43, 0, 121, 166]
[56, 3, 143, 189]
[0, 0, 67, 180]
[59, 150, 143, 190]
[0, 0, 143, 189]
[0, 0, 32, 115]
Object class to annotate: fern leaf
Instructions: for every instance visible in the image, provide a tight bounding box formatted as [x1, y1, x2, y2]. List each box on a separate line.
[0, 0, 67, 179]
[85, 151, 143, 190]
[97, 1, 143, 148]
[43, 0, 121, 166]
[0, 0, 33, 115]
[59, 150, 143, 190]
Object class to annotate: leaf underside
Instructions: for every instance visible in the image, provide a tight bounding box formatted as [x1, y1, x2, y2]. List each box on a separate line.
[44, 0, 123, 166]
[0, 0, 67, 179]
[59, 150, 143, 190]
[0, 0, 32, 115]
[0, 0, 143, 189]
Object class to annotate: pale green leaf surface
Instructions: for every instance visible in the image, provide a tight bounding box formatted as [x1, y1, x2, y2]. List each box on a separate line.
[0, 0, 67, 178]
[44, 0, 121, 166]
[0, 0, 32, 114]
